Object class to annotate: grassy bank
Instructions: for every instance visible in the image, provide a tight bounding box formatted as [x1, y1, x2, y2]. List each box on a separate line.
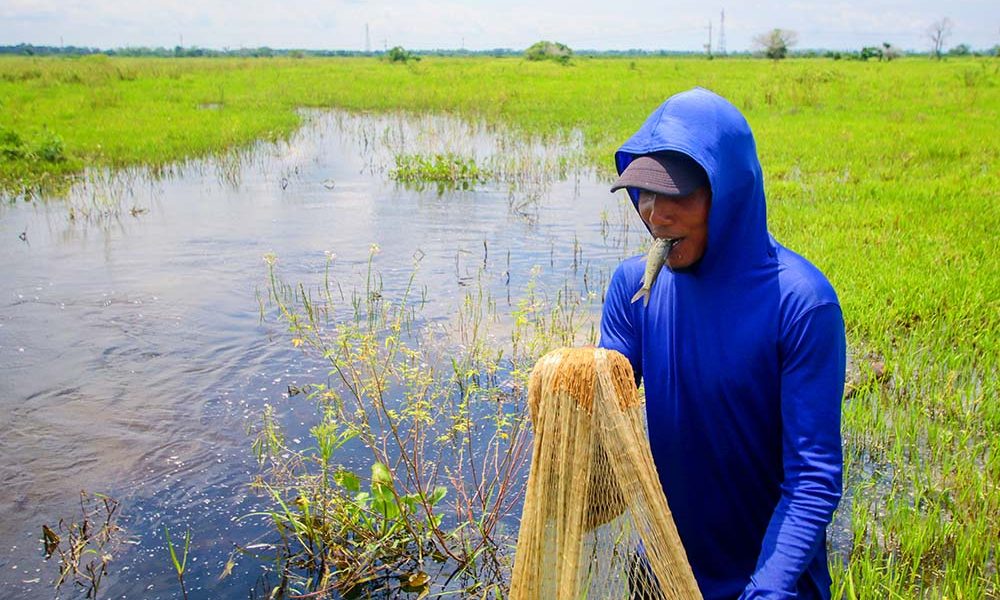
[4, 55, 998, 597]
[3, 55, 997, 193]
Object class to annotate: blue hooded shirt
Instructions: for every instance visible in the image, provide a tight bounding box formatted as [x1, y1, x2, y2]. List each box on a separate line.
[599, 88, 846, 600]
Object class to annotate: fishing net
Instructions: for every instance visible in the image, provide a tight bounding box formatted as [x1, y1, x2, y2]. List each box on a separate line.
[510, 347, 702, 600]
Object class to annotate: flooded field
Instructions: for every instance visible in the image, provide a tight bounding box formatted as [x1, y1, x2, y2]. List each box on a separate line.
[0, 109, 645, 598]
[2, 55, 998, 599]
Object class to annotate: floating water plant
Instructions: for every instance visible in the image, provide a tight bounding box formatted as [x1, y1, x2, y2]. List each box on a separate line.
[389, 152, 491, 191]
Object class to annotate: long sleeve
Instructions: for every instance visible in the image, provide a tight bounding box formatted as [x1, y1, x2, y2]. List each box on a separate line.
[598, 261, 643, 383]
[740, 303, 846, 599]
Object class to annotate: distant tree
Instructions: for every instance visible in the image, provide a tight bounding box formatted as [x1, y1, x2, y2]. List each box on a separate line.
[882, 42, 902, 61]
[752, 29, 798, 60]
[860, 46, 882, 61]
[927, 17, 953, 59]
[386, 46, 419, 63]
[948, 43, 971, 56]
[525, 41, 573, 64]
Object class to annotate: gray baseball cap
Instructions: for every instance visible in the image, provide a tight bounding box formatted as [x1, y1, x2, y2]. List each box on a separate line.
[610, 153, 708, 196]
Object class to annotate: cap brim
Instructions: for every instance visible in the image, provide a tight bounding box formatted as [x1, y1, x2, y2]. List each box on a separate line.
[609, 154, 705, 196]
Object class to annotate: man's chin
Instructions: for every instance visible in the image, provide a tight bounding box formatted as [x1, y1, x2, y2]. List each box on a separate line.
[667, 258, 703, 273]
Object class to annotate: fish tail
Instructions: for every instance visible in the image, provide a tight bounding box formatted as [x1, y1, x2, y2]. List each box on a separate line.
[630, 288, 650, 305]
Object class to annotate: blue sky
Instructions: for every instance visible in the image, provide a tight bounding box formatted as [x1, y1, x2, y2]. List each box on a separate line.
[2, 0, 998, 52]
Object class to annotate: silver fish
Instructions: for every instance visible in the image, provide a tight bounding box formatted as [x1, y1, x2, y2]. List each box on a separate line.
[630, 238, 677, 306]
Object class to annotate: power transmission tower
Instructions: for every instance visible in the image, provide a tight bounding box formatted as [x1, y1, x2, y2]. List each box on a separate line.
[719, 9, 726, 55]
[706, 20, 713, 58]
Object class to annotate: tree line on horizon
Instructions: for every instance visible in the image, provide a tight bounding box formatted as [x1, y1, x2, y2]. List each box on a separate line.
[2, 27, 997, 62]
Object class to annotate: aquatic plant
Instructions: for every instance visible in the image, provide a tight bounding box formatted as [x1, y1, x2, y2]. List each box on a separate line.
[164, 526, 192, 600]
[242, 248, 595, 597]
[389, 152, 490, 191]
[42, 491, 124, 599]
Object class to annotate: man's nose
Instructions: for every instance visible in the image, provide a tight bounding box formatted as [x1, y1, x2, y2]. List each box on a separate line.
[648, 197, 674, 226]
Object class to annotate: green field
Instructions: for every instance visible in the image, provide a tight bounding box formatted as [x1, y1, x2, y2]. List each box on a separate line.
[3, 55, 998, 597]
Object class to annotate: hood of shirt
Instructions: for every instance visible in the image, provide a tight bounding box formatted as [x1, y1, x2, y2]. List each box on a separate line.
[614, 87, 775, 277]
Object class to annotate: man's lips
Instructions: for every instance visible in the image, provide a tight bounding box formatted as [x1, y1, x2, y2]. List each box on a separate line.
[654, 235, 684, 248]
[651, 227, 682, 241]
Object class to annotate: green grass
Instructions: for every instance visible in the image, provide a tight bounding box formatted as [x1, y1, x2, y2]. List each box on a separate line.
[3, 54, 999, 597]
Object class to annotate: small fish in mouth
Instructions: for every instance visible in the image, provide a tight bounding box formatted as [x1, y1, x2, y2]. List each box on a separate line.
[631, 237, 680, 306]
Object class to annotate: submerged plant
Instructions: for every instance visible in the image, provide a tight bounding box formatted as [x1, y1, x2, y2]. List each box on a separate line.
[42, 491, 124, 599]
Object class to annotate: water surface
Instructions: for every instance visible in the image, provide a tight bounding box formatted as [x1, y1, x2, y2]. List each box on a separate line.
[0, 110, 643, 598]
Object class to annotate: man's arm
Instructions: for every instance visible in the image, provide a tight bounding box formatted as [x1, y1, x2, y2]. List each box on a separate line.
[741, 303, 846, 599]
[598, 262, 642, 383]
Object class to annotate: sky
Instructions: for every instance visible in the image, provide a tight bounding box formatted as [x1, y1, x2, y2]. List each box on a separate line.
[2, 0, 998, 53]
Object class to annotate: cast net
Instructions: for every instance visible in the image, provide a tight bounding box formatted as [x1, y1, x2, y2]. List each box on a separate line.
[510, 347, 702, 600]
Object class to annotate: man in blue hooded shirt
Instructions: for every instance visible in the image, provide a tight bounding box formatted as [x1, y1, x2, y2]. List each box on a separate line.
[599, 88, 846, 599]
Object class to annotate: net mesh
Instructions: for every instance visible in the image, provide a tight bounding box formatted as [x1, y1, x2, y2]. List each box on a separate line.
[510, 347, 702, 600]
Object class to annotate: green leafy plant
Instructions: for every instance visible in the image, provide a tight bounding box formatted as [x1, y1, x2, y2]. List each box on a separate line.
[0, 126, 25, 159]
[36, 131, 66, 162]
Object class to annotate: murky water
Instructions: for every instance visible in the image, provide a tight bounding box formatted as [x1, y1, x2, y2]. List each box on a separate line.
[0, 110, 644, 598]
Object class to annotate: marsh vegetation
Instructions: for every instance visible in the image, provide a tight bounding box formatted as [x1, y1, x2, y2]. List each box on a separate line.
[243, 248, 592, 597]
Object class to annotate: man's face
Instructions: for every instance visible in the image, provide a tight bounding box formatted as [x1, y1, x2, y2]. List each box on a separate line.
[636, 186, 711, 270]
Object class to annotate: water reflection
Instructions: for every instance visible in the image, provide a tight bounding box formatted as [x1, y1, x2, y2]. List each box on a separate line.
[0, 109, 643, 598]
